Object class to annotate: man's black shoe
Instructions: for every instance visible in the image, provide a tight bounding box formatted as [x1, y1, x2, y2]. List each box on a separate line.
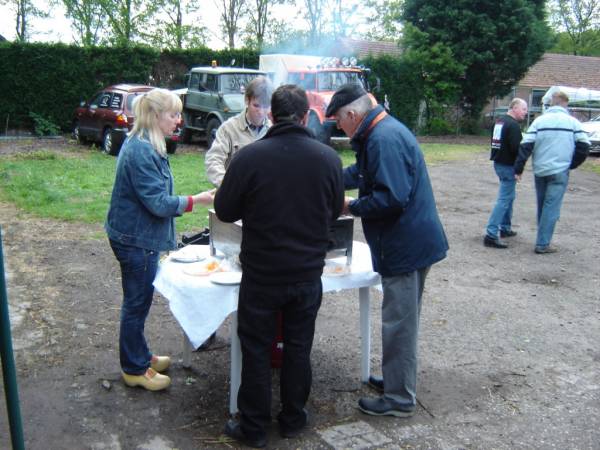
[224, 419, 266, 448]
[279, 408, 308, 439]
[367, 375, 384, 393]
[358, 396, 415, 417]
[500, 230, 517, 238]
[483, 235, 508, 249]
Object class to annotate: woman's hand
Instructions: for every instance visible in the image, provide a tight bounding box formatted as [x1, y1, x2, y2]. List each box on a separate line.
[192, 189, 216, 205]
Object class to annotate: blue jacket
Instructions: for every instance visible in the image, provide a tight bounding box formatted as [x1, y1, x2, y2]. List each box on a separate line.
[345, 106, 448, 276]
[105, 134, 188, 251]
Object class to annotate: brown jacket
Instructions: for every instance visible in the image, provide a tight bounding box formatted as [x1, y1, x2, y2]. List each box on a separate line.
[204, 109, 270, 186]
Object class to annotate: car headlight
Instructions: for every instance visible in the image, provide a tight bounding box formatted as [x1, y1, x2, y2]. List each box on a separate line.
[588, 130, 599, 139]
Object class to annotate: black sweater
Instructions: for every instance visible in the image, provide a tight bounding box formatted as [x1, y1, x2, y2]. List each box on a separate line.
[214, 121, 345, 284]
[490, 114, 522, 165]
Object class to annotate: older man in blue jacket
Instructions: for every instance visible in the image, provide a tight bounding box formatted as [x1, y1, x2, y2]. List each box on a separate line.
[327, 84, 448, 417]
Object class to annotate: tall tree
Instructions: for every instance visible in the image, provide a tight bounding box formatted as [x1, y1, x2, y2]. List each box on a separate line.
[97, 0, 160, 46]
[216, 0, 247, 48]
[303, 0, 328, 46]
[364, 0, 403, 41]
[402, 24, 464, 130]
[550, 0, 600, 55]
[61, 0, 105, 46]
[244, 0, 284, 49]
[402, 0, 551, 118]
[1, 0, 49, 41]
[331, 0, 359, 38]
[140, 0, 208, 49]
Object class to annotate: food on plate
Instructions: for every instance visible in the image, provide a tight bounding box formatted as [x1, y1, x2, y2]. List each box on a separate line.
[182, 259, 221, 276]
[205, 261, 219, 272]
[323, 261, 350, 277]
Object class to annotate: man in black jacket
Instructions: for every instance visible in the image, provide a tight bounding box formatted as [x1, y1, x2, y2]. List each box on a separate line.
[215, 84, 344, 448]
[484, 98, 528, 249]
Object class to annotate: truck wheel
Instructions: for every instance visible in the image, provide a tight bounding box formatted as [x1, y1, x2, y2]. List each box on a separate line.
[206, 118, 221, 148]
[102, 128, 118, 155]
[308, 112, 329, 144]
[166, 140, 177, 154]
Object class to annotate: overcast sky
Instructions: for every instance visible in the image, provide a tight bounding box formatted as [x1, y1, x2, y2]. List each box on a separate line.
[0, 2, 225, 48]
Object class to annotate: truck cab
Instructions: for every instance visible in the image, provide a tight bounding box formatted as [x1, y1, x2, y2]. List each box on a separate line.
[180, 66, 265, 147]
[259, 54, 374, 144]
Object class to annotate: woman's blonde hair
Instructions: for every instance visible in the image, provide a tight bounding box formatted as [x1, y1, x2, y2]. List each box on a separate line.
[130, 88, 182, 156]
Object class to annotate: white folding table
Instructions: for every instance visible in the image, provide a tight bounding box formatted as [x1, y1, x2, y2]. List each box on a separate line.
[153, 241, 381, 414]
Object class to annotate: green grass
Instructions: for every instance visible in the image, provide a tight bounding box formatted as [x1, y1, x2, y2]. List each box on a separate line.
[582, 157, 600, 175]
[338, 143, 487, 166]
[0, 149, 213, 232]
[0, 142, 486, 233]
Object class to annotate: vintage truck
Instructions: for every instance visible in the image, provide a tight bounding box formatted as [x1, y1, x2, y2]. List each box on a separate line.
[259, 53, 376, 144]
[178, 64, 265, 147]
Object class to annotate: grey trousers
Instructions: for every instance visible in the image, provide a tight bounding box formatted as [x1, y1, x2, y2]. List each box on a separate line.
[381, 267, 430, 407]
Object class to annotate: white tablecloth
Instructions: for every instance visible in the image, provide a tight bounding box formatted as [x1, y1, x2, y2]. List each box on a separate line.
[154, 241, 381, 349]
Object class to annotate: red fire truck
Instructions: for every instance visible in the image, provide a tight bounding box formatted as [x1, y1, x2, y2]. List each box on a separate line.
[259, 54, 376, 144]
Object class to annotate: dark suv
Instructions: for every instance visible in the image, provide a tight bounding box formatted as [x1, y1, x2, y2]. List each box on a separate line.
[72, 84, 180, 155]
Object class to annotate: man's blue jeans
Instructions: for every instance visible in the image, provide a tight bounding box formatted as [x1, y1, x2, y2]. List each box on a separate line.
[486, 162, 516, 238]
[109, 240, 159, 375]
[534, 170, 569, 248]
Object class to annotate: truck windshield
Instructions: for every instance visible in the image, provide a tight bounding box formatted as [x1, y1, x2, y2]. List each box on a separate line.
[288, 73, 317, 90]
[317, 71, 363, 92]
[220, 74, 261, 94]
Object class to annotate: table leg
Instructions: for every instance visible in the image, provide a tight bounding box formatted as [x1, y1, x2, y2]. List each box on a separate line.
[182, 333, 192, 368]
[359, 286, 371, 383]
[229, 311, 241, 415]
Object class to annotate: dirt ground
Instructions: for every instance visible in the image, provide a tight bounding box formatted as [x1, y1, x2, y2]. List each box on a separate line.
[1, 138, 599, 450]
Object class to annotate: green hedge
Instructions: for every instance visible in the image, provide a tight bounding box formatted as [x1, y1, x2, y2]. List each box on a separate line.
[0, 42, 259, 133]
[1, 42, 423, 134]
[360, 54, 423, 131]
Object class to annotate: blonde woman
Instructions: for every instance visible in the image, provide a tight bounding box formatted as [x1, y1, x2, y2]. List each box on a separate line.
[105, 88, 213, 391]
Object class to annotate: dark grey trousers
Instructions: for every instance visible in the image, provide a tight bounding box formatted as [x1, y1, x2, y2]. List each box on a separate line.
[381, 267, 430, 407]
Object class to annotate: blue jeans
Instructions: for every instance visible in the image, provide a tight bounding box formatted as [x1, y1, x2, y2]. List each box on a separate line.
[486, 163, 516, 238]
[109, 239, 159, 375]
[381, 267, 429, 408]
[534, 170, 569, 248]
[237, 276, 322, 440]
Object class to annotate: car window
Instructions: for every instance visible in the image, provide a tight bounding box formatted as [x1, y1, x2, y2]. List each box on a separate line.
[126, 93, 144, 113]
[205, 74, 218, 92]
[191, 73, 201, 90]
[317, 71, 362, 92]
[90, 92, 111, 107]
[110, 93, 123, 109]
[97, 93, 112, 108]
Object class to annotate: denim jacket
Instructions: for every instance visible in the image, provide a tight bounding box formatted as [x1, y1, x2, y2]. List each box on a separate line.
[105, 134, 188, 251]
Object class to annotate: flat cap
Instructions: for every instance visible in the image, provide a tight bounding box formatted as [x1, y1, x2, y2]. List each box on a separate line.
[326, 83, 368, 117]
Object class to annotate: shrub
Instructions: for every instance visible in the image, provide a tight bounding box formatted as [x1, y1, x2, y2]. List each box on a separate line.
[29, 113, 61, 136]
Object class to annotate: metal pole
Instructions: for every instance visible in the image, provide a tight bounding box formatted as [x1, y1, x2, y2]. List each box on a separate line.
[0, 225, 25, 450]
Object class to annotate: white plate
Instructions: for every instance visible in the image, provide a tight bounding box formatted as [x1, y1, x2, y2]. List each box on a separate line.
[170, 245, 207, 263]
[323, 260, 350, 277]
[209, 271, 242, 285]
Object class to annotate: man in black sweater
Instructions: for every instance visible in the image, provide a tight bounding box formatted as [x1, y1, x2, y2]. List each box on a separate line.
[215, 84, 344, 448]
[484, 98, 528, 249]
